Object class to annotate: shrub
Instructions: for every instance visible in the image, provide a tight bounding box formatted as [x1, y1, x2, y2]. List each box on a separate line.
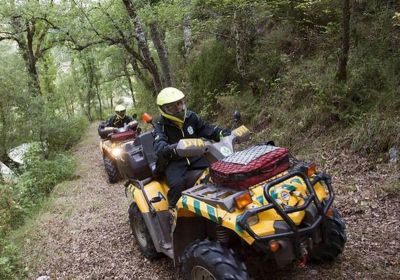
[46, 115, 89, 152]
[19, 150, 76, 207]
[0, 146, 76, 232]
[188, 41, 239, 113]
[0, 184, 22, 237]
[350, 113, 400, 155]
[0, 239, 25, 280]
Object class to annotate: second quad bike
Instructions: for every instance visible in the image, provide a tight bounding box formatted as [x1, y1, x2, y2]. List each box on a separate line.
[121, 113, 346, 280]
[98, 120, 140, 183]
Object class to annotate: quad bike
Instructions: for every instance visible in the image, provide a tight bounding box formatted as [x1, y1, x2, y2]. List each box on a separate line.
[98, 121, 140, 183]
[124, 113, 346, 280]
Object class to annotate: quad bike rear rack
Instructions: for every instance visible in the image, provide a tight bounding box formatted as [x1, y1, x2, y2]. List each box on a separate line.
[237, 165, 334, 245]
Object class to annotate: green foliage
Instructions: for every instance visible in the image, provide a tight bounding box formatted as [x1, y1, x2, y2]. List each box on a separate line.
[0, 238, 25, 280]
[133, 81, 158, 118]
[214, 84, 261, 126]
[0, 149, 76, 278]
[45, 116, 89, 152]
[188, 41, 239, 113]
[0, 184, 20, 236]
[0, 148, 76, 233]
[350, 113, 400, 155]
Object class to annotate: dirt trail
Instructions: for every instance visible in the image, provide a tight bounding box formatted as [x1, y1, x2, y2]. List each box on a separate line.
[24, 123, 399, 280]
[26, 123, 174, 279]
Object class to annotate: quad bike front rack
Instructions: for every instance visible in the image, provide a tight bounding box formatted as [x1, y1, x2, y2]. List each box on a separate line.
[237, 165, 334, 245]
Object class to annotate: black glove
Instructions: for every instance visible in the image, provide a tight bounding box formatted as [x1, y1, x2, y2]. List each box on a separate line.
[161, 144, 178, 159]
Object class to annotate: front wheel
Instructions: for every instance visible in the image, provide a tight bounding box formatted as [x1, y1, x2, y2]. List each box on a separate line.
[103, 155, 119, 183]
[182, 240, 250, 280]
[128, 202, 161, 259]
[310, 208, 347, 263]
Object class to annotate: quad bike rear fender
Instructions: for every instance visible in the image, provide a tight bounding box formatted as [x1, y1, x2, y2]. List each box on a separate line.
[128, 181, 169, 213]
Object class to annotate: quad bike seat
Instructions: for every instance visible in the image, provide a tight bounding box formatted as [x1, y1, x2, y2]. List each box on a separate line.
[185, 169, 205, 189]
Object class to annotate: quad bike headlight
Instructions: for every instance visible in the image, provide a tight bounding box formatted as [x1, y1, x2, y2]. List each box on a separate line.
[111, 147, 122, 157]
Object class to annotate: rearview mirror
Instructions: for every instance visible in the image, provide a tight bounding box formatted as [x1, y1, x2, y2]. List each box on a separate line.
[233, 111, 241, 122]
[142, 113, 153, 124]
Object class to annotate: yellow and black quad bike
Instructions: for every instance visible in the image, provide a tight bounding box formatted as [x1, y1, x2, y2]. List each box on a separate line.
[98, 121, 139, 183]
[126, 116, 346, 280]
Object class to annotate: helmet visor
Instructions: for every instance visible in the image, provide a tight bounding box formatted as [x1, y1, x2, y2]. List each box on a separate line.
[162, 99, 185, 116]
[116, 110, 126, 118]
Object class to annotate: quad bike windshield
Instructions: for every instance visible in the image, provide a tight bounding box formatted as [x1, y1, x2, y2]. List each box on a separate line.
[175, 126, 334, 246]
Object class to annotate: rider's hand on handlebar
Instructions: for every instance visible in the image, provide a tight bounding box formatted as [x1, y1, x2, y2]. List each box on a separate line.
[162, 144, 178, 159]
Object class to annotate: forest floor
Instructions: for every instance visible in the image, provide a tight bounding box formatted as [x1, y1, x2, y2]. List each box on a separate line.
[20, 123, 399, 280]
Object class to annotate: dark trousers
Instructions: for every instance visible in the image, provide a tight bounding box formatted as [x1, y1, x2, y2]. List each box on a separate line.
[165, 157, 208, 207]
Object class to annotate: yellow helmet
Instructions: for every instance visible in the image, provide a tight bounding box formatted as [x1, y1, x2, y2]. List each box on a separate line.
[115, 104, 126, 119]
[156, 87, 185, 106]
[115, 104, 126, 112]
[156, 87, 186, 125]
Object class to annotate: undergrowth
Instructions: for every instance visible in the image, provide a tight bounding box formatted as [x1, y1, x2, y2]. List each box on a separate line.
[0, 117, 86, 279]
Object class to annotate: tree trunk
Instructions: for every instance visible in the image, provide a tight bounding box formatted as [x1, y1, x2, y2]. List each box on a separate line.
[122, 0, 162, 95]
[183, 0, 193, 57]
[16, 23, 42, 96]
[63, 95, 72, 118]
[110, 96, 114, 114]
[129, 57, 153, 93]
[81, 56, 96, 121]
[233, 10, 249, 80]
[149, 22, 173, 87]
[123, 59, 136, 106]
[0, 102, 8, 162]
[95, 82, 103, 119]
[336, 0, 351, 82]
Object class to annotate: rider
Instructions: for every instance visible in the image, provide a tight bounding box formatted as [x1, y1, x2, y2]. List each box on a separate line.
[98, 105, 135, 138]
[105, 104, 134, 128]
[153, 87, 230, 207]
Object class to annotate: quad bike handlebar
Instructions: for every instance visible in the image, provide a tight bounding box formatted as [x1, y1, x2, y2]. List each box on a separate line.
[106, 120, 139, 134]
[175, 125, 251, 161]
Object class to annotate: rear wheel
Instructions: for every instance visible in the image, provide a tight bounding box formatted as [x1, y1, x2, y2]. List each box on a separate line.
[310, 208, 347, 262]
[103, 155, 119, 183]
[128, 202, 161, 259]
[182, 239, 250, 280]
